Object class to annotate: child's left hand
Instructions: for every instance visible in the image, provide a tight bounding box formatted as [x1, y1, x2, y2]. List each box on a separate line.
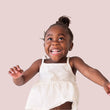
[103, 82, 110, 95]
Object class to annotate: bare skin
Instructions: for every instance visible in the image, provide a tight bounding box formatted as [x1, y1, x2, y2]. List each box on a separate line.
[50, 102, 72, 110]
[8, 25, 110, 109]
[9, 59, 42, 86]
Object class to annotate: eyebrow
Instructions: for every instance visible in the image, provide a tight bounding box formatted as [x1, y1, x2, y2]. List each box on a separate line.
[46, 33, 53, 37]
[58, 33, 65, 37]
[46, 33, 65, 37]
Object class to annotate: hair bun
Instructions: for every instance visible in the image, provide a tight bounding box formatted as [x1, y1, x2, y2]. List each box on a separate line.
[56, 16, 70, 27]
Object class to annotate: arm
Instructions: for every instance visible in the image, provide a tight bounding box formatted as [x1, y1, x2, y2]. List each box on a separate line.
[72, 56, 110, 95]
[8, 59, 42, 86]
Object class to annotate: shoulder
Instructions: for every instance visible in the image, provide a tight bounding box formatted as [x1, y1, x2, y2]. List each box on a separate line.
[30, 59, 42, 72]
[69, 56, 86, 70]
[69, 56, 92, 73]
[69, 56, 84, 64]
[32, 59, 42, 65]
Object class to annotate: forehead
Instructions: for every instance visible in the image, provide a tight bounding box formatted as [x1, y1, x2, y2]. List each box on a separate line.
[46, 25, 68, 35]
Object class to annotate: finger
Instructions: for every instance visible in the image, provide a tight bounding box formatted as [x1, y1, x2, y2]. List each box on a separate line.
[9, 68, 15, 74]
[16, 65, 23, 73]
[105, 86, 110, 95]
[108, 93, 110, 96]
[13, 66, 18, 73]
[108, 84, 110, 88]
[8, 71, 15, 76]
[8, 71, 12, 75]
[16, 65, 21, 71]
[107, 90, 110, 95]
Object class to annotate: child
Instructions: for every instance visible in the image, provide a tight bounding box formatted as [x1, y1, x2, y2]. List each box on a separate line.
[9, 16, 110, 110]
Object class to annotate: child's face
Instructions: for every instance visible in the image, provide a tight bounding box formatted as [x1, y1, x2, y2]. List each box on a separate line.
[44, 25, 73, 62]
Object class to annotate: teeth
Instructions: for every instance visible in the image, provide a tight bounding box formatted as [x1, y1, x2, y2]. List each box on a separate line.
[51, 49, 60, 52]
[50, 49, 61, 55]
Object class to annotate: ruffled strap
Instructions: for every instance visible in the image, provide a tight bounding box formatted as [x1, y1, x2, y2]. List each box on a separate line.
[42, 55, 48, 64]
[67, 57, 70, 64]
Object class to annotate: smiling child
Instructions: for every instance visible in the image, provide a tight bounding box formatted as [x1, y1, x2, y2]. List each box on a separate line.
[9, 16, 110, 110]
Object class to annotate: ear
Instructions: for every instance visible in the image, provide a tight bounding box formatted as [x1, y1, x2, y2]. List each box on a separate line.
[44, 43, 45, 47]
[43, 39, 45, 47]
[69, 42, 73, 51]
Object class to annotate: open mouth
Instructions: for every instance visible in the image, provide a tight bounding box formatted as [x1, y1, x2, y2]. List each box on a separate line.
[50, 49, 62, 55]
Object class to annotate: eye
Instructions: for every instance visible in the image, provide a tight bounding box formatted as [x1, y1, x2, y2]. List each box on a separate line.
[59, 37, 64, 41]
[47, 37, 52, 41]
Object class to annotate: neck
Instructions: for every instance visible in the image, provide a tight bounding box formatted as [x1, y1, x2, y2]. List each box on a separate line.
[45, 57, 67, 63]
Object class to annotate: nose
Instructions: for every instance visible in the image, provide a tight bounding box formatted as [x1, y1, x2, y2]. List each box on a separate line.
[51, 40, 59, 46]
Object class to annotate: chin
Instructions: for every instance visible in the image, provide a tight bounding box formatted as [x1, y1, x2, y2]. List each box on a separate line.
[49, 55, 62, 62]
[50, 55, 66, 63]
[51, 58, 60, 63]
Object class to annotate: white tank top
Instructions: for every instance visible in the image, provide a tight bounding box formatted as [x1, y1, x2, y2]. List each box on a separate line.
[25, 57, 79, 110]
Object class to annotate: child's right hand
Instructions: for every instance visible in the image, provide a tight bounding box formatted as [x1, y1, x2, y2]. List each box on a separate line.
[8, 65, 24, 79]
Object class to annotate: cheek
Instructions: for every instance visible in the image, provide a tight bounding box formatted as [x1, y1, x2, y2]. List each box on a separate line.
[63, 42, 70, 49]
[61, 44, 69, 53]
[44, 43, 50, 52]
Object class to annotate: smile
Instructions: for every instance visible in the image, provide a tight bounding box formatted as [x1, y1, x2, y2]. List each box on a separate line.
[50, 49, 62, 55]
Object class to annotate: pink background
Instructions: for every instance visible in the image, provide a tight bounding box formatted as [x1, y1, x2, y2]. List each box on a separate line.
[0, 0, 110, 109]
